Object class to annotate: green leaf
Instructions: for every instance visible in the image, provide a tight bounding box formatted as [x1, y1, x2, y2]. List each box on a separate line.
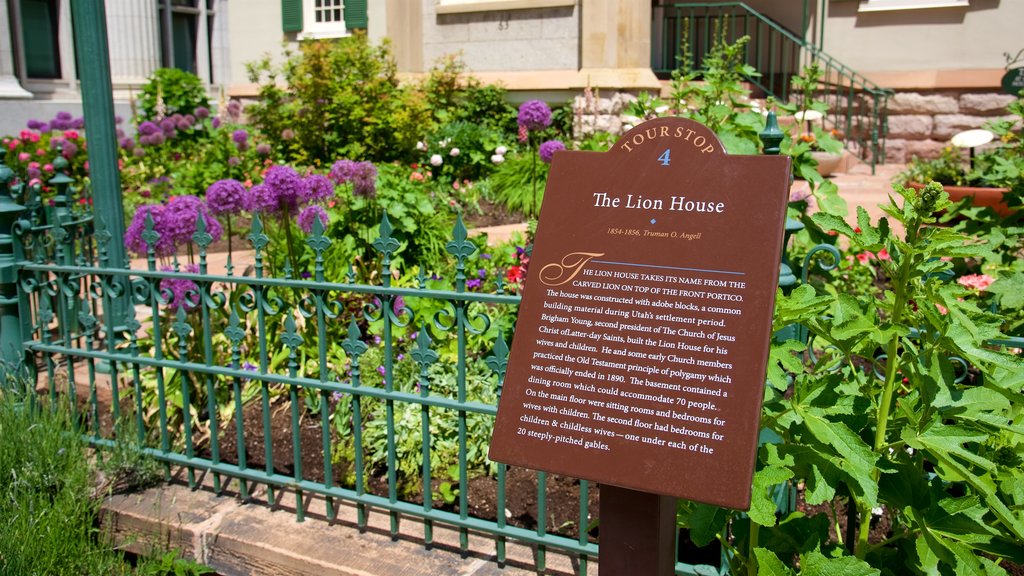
[815, 180, 848, 217]
[810, 211, 856, 239]
[879, 461, 930, 511]
[683, 503, 729, 547]
[800, 550, 880, 576]
[797, 409, 879, 506]
[749, 445, 795, 526]
[753, 548, 793, 576]
[804, 463, 836, 506]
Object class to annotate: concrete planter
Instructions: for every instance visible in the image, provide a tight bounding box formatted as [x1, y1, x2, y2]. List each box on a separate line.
[810, 151, 842, 177]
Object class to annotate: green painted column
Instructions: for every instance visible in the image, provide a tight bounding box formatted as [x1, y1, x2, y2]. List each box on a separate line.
[70, 0, 130, 331]
[0, 163, 27, 387]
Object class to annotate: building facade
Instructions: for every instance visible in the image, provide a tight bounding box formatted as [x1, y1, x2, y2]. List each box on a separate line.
[2, 0, 1020, 160]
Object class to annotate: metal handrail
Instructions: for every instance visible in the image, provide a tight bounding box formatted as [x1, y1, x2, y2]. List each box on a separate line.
[653, 2, 893, 171]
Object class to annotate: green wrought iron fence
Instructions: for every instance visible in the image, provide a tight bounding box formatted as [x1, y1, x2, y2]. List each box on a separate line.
[2, 158, 752, 575]
[652, 2, 893, 172]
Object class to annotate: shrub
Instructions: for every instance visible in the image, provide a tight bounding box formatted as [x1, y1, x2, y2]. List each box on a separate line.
[245, 34, 430, 167]
[137, 68, 210, 121]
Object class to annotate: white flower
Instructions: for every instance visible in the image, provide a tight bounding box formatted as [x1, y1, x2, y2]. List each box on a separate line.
[490, 154, 505, 164]
[623, 124, 634, 131]
[430, 154, 443, 166]
[440, 138, 450, 147]
[654, 105, 669, 114]
[449, 147, 460, 157]
[415, 141, 427, 151]
[495, 145, 507, 155]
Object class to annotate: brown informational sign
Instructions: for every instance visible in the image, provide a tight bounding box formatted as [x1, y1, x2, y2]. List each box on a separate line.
[489, 117, 791, 510]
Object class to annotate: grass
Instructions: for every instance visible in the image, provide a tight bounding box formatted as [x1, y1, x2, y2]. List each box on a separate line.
[0, 388, 210, 575]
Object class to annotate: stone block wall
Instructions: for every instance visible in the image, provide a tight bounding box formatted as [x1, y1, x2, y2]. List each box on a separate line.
[884, 91, 1017, 164]
[571, 90, 637, 139]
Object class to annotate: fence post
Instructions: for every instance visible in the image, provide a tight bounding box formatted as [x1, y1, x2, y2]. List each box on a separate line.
[0, 163, 27, 388]
[759, 111, 803, 294]
[69, 0, 130, 332]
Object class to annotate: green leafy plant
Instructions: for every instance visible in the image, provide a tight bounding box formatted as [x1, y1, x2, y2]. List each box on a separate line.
[628, 20, 765, 155]
[137, 68, 210, 121]
[245, 34, 430, 167]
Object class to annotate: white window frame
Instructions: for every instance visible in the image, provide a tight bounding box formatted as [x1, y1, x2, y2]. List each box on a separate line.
[858, 0, 969, 13]
[299, 0, 349, 40]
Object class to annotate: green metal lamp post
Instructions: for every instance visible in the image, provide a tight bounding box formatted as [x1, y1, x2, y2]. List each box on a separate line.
[0, 163, 27, 387]
[70, 0, 130, 332]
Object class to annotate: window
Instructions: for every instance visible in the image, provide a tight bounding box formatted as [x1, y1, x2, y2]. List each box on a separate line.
[281, 0, 367, 38]
[20, 0, 61, 79]
[301, 0, 347, 39]
[858, 0, 969, 12]
[158, 0, 216, 83]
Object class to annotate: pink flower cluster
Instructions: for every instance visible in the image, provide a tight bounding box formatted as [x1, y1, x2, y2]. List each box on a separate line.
[956, 274, 995, 291]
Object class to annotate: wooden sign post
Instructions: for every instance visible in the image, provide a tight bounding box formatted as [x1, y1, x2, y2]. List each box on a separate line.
[489, 117, 792, 573]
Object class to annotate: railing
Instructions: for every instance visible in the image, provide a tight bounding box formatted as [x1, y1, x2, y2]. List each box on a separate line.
[1, 159, 745, 575]
[652, 2, 893, 171]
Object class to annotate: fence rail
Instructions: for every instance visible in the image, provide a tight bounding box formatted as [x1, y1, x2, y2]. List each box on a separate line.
[2, 160, 740, 575]
[652, 2, 893, 171]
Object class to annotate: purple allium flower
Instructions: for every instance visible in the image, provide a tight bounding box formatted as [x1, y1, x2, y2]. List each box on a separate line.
[133, 147, 146, 158]
[119, 137, 135, 150]
[184, 114, 196, 125]
[517, 100, 552, 131]
[160, 117, 176, 134]
[211, 117, 221, 129]
[205, 179, 248, 216]
[227, 99, 242, 119]
[138, 121, 160, 136]
[125, 204, 173, 257]
[26, 119, 44, 130]
[195, 106, 210, 120]
[149, 133, 166, 146]
[61, 141, 79, 158]
[231, 129, 248, 144]
[538, 139, 566, 163]
[162, 195, 223, 246]
[176, 118, 191, 131]
[281, 128, 295, 140]
[115, 115, 124, 125]
[227, 156, 241, 167]
[302, 174, 334, 203]
[160, 264, 200, 313]
[297, 204, 328, 234]
[72, 117, 85, 130]
[261, 165, 304, 212]
[255, 143, 271, 156]
[328, 159, 377, 198]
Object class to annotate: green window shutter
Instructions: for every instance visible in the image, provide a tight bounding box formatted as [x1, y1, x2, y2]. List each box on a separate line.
[282, 0, 303, 33]
[344, 0, 367, 29]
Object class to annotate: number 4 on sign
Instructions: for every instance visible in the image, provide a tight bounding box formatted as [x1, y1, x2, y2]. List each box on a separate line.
[658, 149, 671, 166]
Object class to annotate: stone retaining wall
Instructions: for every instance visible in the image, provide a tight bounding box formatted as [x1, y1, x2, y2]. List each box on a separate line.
[569, 88, 1019, 166]
[883, 91, 1017, 164]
